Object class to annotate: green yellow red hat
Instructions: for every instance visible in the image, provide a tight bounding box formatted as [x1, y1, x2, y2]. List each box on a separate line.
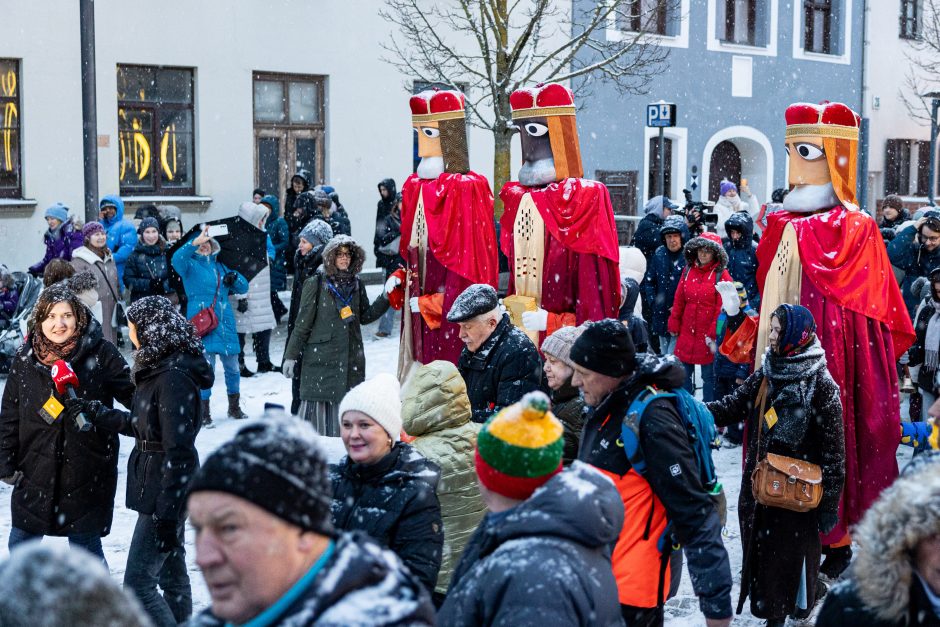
[475, 391, 564, 500]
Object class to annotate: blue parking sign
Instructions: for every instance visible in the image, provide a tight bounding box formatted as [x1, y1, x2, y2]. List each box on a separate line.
[647, 102, 676, 128]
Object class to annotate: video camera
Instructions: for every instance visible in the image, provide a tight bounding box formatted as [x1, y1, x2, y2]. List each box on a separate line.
[680, 189, 718, 233]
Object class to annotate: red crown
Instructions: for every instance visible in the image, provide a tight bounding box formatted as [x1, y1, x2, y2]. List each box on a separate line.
[410, 89, 466, 122]
[510, 83, 576, 119]
[785, 102, 860, 141]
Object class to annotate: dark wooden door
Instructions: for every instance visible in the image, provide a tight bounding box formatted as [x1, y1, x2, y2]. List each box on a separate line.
[596, 170, 638, 245]
[708, 140, 742, 201]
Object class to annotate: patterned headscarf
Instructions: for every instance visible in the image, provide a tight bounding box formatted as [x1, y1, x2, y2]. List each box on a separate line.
[126, 295, 204, 381]
[772, 304, 817, 356]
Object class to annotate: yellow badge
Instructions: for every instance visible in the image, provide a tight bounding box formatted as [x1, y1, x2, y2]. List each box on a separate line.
[764, 406, 778, 430]
[40, 395, 65, 424]
[339, 306, 354, 320]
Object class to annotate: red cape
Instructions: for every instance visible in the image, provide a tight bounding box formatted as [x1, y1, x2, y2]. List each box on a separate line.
[756, 207, 914, 355]
[499, 179, 620, 263]
[400, 172, 497, 286]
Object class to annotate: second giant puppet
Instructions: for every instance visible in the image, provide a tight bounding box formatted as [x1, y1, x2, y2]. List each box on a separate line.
[399, 90, 497, 375]
[756, 101, 915, 544]
[499, 83, 620, 342]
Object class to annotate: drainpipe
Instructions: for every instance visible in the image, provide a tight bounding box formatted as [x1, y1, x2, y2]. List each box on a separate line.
[80, 0, 99, 223]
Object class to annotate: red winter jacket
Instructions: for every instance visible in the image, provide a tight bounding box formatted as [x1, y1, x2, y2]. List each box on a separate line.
[668, 260, 732, 365]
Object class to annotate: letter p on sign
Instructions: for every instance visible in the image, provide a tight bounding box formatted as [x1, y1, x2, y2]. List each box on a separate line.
[646, 102, 676, 128]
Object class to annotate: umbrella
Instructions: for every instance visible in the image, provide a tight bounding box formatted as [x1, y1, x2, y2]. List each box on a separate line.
[168, 216, 268, 281]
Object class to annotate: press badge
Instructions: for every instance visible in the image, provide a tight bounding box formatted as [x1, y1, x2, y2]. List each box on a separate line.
[764, 406, 778, 430]
[40, 395, 65, 424]
[339, 306, 354, 321]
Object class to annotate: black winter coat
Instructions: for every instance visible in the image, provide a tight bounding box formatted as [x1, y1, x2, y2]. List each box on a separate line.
[123, 239, 172, 303]
[438, 462, 624, 627]
[722, 211, 760, 310]
[817, 575, 940, 627]
[189, 532, 436, 626]
[906, 297, 940, 391]
[707, 349, 845, 619]
[374, 210, 403, 273]
[550, 380, 585, 466]
[632, 213, 664, 263]
[0, 319, 134, 536]
[642, 245, 687, 337]
[330, 443, 444, 594]
[97, 351, 214, 522]
[457, 314, 543, 423]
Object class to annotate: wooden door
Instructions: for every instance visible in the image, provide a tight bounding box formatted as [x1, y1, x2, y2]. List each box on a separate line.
[708, 140, 742, 202]
[596, 170, 639, 245]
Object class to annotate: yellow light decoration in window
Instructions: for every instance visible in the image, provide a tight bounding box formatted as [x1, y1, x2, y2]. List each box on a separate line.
[131, 118, 150, 181]
[160, 123, 177, 181]
[1, 69, 17, 173]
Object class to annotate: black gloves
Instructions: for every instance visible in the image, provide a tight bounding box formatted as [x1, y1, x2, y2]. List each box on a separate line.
[153, 517, 181, 553]
[237, 299, 249, 313]
[222, 272, 239, 287]
[62, 397, 103, 425]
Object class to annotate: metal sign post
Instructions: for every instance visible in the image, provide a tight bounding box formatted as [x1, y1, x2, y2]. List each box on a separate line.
[646, 101, 676, 199]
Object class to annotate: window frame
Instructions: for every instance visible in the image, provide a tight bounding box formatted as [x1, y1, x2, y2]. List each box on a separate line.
[885, 138, 932, 197]
[723, 0, 757, 45]
[0, 58, 22, 199]
[116, 64, 196, 196]
[626, 0, 669, 35]
[900, 0, 920, 39]
[804, 0, 833, 54]
[648, 136, 674, 200]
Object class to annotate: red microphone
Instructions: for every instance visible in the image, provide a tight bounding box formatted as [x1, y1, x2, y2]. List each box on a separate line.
[51, 360, 91, 431]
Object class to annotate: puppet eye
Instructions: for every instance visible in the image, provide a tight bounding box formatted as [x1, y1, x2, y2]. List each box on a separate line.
[794, 142, 824, 161]
[421, 127, 440, 138]
[524, 122, 549, 137]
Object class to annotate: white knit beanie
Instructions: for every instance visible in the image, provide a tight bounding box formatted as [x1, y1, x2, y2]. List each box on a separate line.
[338, 373, 403, 442]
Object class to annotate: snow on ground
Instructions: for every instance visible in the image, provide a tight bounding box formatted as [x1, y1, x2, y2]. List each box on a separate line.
[0, 285, 917, 624]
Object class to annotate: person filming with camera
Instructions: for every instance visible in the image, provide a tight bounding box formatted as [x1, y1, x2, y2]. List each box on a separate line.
[888, 210, 940, 322]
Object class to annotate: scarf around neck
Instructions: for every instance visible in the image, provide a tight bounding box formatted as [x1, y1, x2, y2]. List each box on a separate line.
[925, 299, 940, 372]
[31, 324, 82, 367]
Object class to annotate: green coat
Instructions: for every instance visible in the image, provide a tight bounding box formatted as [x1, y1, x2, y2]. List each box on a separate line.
[284, 271, 389, 403]
[401, 360, 486, 595]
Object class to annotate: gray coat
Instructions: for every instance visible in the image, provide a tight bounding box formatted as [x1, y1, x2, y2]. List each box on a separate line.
[283, 236, 389, 403]
[70, 246, 121, 346]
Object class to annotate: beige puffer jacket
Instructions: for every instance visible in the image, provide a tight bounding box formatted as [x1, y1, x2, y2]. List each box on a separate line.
[401, 360, 485, 595]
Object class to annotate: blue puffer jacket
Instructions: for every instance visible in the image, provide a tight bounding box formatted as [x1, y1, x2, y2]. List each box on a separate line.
[722, 212, 760, 311]
[642, 215, 690, 337]
[99, 195, 137, 284]
[171, 237, 248, 355]
[262, 194, 289, 291]
[888, 224, 940, 320]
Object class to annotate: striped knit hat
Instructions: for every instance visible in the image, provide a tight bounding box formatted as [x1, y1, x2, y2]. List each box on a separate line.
[475, 391, 564, 500]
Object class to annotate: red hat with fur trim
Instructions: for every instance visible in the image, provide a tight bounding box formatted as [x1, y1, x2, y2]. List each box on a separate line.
[410, 89, 466, 123]
[510, 83, 576, 119]
[785, 101, 860, 141]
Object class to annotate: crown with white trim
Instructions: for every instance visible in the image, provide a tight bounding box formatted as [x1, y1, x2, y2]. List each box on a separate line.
[409, 89, 466, 124]
[785, 101, 861, 141]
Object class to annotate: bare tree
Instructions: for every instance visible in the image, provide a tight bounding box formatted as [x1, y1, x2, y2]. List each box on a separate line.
[381, 0, 675, 213]
[901, 0, 940, 123]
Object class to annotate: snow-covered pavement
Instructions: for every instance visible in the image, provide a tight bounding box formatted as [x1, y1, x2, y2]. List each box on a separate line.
[0, 287, 915, 625]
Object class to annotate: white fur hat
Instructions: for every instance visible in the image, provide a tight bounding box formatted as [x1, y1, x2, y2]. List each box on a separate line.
[338, 373, 403, 442]
[619, 246, 646, 284]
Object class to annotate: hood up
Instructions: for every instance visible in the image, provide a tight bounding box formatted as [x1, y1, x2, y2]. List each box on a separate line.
[322, 234, 366, 276]
[659, 214, 691, 246]
[238, 202, 270, 231]
[724, 211, 755, 248]
[98, 195, 125, 227]
[683, 233, 729, 271]
[401, 360, 473, 436]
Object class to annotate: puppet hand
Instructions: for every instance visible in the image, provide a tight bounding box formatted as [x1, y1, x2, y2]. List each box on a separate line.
[522, 309, 549, 332]
[384, 275, 401, 294]
[715, 281, 740, 316]
[409, 297, 420, 313]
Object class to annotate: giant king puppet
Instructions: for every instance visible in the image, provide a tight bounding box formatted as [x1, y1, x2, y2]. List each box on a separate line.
[500, 83, 620, 342]
[398, 90, 498, 376]
[756, 101, 915, 546]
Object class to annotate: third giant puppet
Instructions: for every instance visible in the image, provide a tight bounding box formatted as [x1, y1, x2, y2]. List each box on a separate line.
[756, 101, 915, 546]
[499, 83, 620, 342]
[399, 90, 497, 376]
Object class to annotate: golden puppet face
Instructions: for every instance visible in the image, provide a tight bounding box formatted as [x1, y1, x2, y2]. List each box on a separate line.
[414, 120, 444, 180]
[786, 137, 831, 187]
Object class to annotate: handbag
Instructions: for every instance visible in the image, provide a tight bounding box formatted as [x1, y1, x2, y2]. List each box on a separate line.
[190, 271, 221, 338]
[377, 235, 401, 256]
[750, 379, 823, 512]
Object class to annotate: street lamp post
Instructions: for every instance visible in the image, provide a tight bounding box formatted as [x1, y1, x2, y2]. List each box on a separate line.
[924, 92, 940, 206]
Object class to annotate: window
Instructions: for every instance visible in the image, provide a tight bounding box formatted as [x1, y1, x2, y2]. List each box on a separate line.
[648, 136, 673, 199]
[885, 139, 931, 197]
[596, 170, 639, 245]
[253, 73, 326, 203]
[900, 0, 920, 39]
[804, 0, 833, 53]
[625, 0, 669, 35]
[723, 0, 757, 44]
[0, 59, 21, 198]
[117, 65, 195, 195]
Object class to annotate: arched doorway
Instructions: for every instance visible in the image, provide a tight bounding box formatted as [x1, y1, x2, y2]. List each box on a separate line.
[708, 140, 742, 201]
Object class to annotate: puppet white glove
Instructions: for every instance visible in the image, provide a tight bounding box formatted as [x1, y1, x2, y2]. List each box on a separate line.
[716, 281, 740, 316]
[705, 336, 718, 355]
[282, 359, 296, 379]
[409, 297, 421, 313]
[522, 308, 549, 331]
[384, 275, 402, 294]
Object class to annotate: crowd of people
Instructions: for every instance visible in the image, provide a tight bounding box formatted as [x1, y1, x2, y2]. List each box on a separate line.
[0, 169, 939, 627]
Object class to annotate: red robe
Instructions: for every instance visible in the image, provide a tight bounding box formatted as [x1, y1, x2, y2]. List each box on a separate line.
[400, 172, 497, 365]
[499, 179, 621, 334]
[756, 207, 915, 542]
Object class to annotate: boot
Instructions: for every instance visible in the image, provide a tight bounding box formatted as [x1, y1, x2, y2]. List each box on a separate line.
[238, 357, 254, 378]
[255, 361, 277, 373]
[820, 545, 853, 580]
[200, 398, 213, 428]
[227, 394, 248, 420]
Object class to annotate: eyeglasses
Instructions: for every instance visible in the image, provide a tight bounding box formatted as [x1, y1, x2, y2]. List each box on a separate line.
[336, 251, 352, 258]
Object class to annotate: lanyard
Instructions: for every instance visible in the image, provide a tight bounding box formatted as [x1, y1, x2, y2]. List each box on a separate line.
[325, 280, 353, 307]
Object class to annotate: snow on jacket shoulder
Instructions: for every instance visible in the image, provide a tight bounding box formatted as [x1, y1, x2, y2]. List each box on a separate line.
[330, 443, 444, 595]
[189, 531, 436, 627]
[401, 360, 485, 595]
[439, 462, 624, 627]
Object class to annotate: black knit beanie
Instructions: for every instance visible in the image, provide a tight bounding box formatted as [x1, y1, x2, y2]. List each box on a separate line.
[187, 419, 334, 535]
[569, 318, 637, 377]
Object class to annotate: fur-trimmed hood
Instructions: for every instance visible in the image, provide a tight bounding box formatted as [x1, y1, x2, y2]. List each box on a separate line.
[683, 232, 729, 271]
[852, 458, 940, 623]
[322, 235, 365, 276]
